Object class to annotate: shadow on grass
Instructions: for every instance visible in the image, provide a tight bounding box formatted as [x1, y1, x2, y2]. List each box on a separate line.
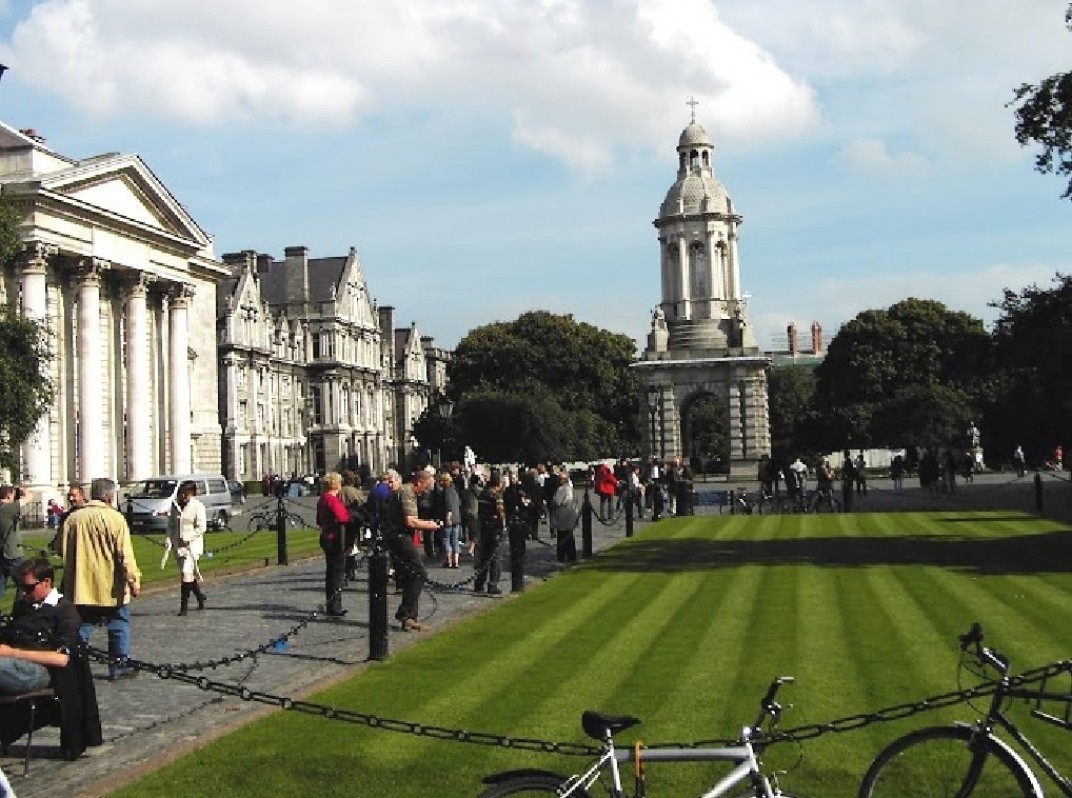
[583, 529, 1072, 575]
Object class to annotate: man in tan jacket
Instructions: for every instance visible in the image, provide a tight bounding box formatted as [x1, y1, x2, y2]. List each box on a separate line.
[60, 478, 142, 681]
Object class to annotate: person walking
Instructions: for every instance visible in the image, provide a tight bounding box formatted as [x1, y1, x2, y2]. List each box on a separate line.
[0, 485, 23, 601]
[60, 478, 142, 680]
[473, 471, 505, 595]
[316, 472, 351, 618]
[383, 469, 439, 631]
[549, 470, 578, 562]
[165, 480, 208, 616]
[439, 472, 462, 569]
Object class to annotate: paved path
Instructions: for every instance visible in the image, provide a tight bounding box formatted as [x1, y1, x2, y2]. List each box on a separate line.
[1, 491, 637, 798]
[4, 473, 1070, 797]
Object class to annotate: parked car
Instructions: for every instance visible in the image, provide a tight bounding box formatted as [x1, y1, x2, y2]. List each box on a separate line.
[126, 474, 234, 532]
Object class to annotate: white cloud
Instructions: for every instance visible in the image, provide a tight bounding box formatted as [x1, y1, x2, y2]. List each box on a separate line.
[837, 137, 929, 176]
[0, 0, 818, 170]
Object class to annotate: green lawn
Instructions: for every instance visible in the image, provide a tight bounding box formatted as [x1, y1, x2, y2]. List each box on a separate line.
[2, 527, 320, 614]
[113, 510, 1072, 798]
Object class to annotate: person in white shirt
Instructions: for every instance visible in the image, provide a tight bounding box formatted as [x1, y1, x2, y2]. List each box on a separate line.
[165, 481, 207, 616]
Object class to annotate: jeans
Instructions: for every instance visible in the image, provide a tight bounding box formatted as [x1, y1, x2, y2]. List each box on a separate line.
[443, 524, 461, 554]
[0, 657, 51, 694]
[78, 604, 132, 677]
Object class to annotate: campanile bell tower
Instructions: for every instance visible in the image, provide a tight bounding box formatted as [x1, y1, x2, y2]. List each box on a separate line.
[634, 106, 771, 478]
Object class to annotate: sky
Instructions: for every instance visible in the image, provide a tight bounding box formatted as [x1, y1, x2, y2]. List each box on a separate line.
[0, 0, 1068, 354]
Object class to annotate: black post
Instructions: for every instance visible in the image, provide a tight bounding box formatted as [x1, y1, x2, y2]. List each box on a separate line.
[275, 494, 289, 566]
[581, 487, 593, 557]
[841, 475, 855, 513]
[625, 487, 634, 537]
[1034, 472, 1044, 512]
[125, 495, 134, 526]
[509, 511, 525, 593]
[729, 489, 736, 515]
[368, 528, 389, 660]
[676, 480, 694, 516]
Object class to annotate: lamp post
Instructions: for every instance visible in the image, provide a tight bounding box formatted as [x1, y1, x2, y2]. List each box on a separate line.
[645, 384, 666, 461]
[434, 393, 454, 467]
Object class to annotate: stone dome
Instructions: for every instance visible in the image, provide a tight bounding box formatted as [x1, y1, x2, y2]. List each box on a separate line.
[659, 173, 729, 218]
[678, 121, 713, 149]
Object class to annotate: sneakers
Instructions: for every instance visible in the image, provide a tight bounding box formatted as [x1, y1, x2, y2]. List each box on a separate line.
[400, 618, 425, 632]
[486, 586, 503, 596]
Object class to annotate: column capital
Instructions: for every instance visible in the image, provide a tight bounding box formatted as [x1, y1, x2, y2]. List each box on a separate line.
[75, 257, 110, 284]
[168, 282, 196, 308]
[18, 241, 57, 274]
[121, 271, 154, 299]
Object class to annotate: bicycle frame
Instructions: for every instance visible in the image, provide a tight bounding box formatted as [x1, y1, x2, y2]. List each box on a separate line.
[500, 678, 793, 798]
[960, 625, 1072, 797]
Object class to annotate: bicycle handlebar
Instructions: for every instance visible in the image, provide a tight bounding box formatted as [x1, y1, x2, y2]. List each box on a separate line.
[959, 622, 1010, 677]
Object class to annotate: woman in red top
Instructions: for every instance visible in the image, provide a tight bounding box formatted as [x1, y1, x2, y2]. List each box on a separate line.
[594, 463, 618, 518]
[316, 472, 350, 617]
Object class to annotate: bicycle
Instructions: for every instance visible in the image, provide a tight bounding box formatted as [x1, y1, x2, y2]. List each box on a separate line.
[858, 622, 1072, 798]
[475, 676, 804, 798]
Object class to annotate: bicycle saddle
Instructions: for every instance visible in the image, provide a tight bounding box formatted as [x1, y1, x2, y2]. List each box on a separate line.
[581, 710, 641, 740]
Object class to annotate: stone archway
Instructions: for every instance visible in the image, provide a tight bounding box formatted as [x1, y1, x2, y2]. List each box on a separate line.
[680, 390, 730, 475]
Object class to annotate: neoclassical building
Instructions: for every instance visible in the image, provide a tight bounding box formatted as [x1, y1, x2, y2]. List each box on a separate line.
[0, 120, 449, 500]
[634, 116, 771, 477]
[0, 123, 228, 498]
[217, 247, 449, 480]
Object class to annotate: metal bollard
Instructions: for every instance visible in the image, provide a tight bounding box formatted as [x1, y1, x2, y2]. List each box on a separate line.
[581, 488, 593, 557]
[275, 496, 288, 566]
[841, 479, 854, 513]
[368, 532, 389, 660]
[625, 489, 634, 537]
[1035, 472, 1044, 512]
[729, 489, 736, 515]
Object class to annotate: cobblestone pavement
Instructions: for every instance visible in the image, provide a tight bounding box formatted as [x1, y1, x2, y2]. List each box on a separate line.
[1, 490, 638, 798]
[4, 473, 1069, 797]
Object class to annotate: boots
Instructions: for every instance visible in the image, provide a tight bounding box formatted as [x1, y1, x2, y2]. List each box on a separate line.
[193, 580, 207, 610]
[177, 582, 191, 616]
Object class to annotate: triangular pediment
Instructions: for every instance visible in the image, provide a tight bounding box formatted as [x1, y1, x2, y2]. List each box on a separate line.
[40, 154, 210, 248]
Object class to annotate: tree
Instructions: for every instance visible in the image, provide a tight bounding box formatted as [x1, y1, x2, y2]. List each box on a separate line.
[986, 273, 1072, 464]
[437, 311, 640, 462]
[1010, 3, 1072, 200]
[812, 298, 992, 450]
[683, 394, 728, 474]
[767, 364, 818, 463]
[0, 195, 53, 476]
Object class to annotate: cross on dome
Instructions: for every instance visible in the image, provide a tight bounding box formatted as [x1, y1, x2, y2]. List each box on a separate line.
[686, 96, 699, 123]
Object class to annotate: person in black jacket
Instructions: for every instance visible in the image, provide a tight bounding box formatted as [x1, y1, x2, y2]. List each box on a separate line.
[0, 557, 102, 757]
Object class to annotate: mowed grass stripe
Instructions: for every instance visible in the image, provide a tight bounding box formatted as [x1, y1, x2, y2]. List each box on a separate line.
[109, 511, 1072, 798]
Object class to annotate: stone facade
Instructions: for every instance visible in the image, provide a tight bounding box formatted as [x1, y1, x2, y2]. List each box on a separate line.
[635, 118, 771, 478]
[0, 123, 227, 501]
[216, 247, 449, 481]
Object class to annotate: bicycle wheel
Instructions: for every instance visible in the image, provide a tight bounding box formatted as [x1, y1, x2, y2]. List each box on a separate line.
[476, 773, 590, 798]
[858, 726, 1039, 798]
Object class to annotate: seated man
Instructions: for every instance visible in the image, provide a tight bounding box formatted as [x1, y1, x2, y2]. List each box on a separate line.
[0, 557, 101, 758]
[0, 557, 79, 693]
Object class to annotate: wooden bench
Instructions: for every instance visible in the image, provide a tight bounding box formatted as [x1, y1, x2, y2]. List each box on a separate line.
[0, 687, 58, 776]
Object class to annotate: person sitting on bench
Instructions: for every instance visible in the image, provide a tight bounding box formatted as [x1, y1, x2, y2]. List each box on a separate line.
[0, 557, 79, 693]
[0, 556, 101, 758]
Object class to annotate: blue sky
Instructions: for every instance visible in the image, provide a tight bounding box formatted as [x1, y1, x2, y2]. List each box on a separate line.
[0, 0, 1068, 353]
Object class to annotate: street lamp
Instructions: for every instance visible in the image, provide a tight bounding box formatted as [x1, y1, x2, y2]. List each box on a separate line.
[645, 385, 662, 462]
[434, 393, 454, 466]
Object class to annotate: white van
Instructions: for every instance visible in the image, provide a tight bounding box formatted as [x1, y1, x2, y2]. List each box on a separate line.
[126, 474, 234, 532]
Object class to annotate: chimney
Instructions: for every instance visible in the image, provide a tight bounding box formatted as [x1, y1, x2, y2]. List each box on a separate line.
[283, 245, 309, 305]
[787, 322, 798, 356]
[378, 305, 395, 360]
[811, 321, 823, 355]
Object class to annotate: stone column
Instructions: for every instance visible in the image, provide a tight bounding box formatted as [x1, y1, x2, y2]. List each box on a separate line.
[19, 244, 54, 490]
[677, 235, 690, 319]
[727, 218, 741, 300]
[125, 274, 152, 482]
[705, 232, 720, 301]
[77, 260, 107, 484]
[169, 284, 194, 474]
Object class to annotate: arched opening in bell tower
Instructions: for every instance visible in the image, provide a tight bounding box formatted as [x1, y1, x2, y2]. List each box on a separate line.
[681, 391, 729, 477]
